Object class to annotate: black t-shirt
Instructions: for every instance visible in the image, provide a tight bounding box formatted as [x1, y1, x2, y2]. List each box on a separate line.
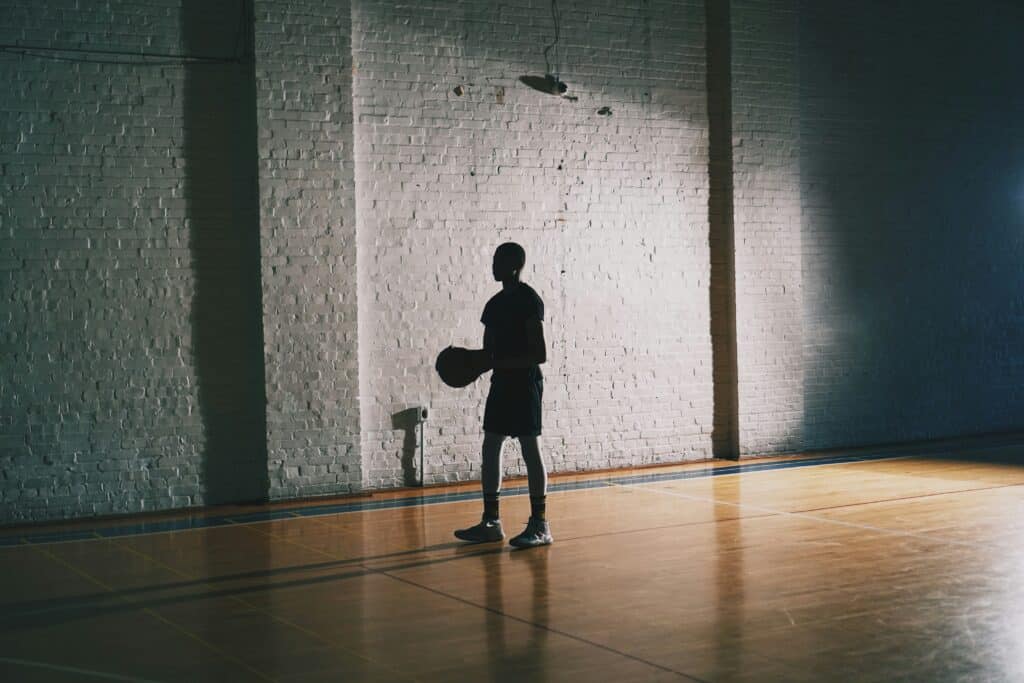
[481, 282, 544, 382]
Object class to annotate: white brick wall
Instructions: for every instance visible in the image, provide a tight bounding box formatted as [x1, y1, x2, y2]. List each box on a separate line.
[254, 0, 362, 499]
[352, 0, 713, 488]
[5, 0, 1023, 523]
[731, 0, 803, 456]
[0, 1, 262, 520]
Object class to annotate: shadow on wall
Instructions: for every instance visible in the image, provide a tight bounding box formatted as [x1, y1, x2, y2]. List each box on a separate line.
[391, 408, 423, 486]
[182, 0, 268, 504]
[800, 2, 1024, 448]
[706, 0, 739, 459]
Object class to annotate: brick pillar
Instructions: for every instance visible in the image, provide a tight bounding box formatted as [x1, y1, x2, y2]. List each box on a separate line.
[254, 0, 362, 498]
[730, 0, 803, 456]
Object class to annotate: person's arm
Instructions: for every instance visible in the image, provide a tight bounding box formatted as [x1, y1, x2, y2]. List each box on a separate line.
[480, 319, 546, 370]
[471, 328, 497, 374]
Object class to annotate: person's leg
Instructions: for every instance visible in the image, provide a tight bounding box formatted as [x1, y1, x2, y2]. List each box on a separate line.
[455, 431, 506, 543]
[518, 435, 547, 520]
[509, 435, 553, 548]
[480, 431, 505, 520]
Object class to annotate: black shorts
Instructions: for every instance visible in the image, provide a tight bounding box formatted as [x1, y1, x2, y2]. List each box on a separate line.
[483, 372, 543, 437]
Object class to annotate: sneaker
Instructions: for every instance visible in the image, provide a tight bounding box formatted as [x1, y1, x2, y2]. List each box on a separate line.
[509, 517, 553, 548]
[454, 518, 504, 543]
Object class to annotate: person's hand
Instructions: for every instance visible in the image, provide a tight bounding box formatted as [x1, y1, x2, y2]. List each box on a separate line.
[471, 348, 493, 373]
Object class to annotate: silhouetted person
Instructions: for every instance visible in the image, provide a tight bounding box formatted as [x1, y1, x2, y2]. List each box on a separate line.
[455, 242, 553, 548]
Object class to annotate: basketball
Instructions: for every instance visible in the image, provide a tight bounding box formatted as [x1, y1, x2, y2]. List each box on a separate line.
[435, 346, 484, 388]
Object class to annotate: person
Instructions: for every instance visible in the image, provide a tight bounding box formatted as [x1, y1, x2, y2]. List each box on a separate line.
[454, 242, 553, 548]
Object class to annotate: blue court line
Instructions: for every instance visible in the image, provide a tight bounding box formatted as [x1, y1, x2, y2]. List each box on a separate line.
[0, 450, 908, 548]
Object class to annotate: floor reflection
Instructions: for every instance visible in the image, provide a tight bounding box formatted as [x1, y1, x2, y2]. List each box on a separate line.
[5, 447, 1024, 680]
[482, 547, 550, 683]
[713, 473, 744, 680]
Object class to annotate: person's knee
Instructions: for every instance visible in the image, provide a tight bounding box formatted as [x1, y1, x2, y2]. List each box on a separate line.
[518, 436, 545, 468]
[518, 434, 541, 453]
[483, 432, 505, 455]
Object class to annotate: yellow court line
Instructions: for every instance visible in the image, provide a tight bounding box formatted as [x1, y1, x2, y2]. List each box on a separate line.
[24, 542, 279, 683]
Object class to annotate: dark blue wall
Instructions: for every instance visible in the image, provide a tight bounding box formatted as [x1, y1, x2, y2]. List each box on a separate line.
[800, 1, 1024, 448]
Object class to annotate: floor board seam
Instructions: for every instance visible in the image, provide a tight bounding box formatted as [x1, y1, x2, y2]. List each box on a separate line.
[792, 481, 1024, 515]
[607, 482, 994, 548]
[0, 656, 164, 683]
[23, 543, 280, 683]
[238, 512, 716, 681]
[106, 535, 416, 681]
[376, 569, 712, 683]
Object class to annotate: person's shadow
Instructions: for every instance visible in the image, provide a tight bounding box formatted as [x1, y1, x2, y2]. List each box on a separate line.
[391, 408, 422, 486]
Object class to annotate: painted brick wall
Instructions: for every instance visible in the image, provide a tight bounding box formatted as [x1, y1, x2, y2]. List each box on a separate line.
[0, 1, 266, 521]
[8, 0, 1022, 524]
[351, 0, 714, 488]
[799, 1, 1024, 449]
[253, 0, 362, 499]
[730, 0, 803, 456]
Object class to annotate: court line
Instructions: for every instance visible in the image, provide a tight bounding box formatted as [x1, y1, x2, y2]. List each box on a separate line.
[0, 450, 923, 547]
[6, 463, 1018, 682]
[22, 478, 1014, 622]
[605, 480, 1022, 548]
[109, 540, 419, 683]
[381, 570, 712, 683]
[23, 542, 280, 683]
[226, 523, 432, 683]
[239, 518, 710, 682]
[0, 656, 163, 682]
[8, 477, 1016, 676]
[103, 535, 422, 683]
[793, 481, 1023, 515]
[3, 514, 776, 622]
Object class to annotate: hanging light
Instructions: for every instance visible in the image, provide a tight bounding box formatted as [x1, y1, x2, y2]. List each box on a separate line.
[519, 73, 567, 96]
[519, 0, 570, 97]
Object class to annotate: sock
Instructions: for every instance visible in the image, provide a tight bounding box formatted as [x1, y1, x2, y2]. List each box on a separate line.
[483, 493, 500, 521]
[529, 495, 546, 521]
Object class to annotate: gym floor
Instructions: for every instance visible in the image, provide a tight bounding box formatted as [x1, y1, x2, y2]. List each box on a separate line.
[2, 435, 1023, 682]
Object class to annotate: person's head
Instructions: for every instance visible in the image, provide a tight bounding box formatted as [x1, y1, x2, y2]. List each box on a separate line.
[492, 242, 526, 282]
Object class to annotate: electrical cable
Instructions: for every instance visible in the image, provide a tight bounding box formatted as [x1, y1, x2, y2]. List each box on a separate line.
[0, 0, 248, 66]
[542, 0, 561, 77]
[0, 46, 239, 66]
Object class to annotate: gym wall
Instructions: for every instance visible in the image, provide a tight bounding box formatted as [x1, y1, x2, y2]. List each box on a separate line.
[799, 1, 1024, 448]
[1, 1, 268, 520]
[351, 0, 713, 489]
[2, 0, 1021, 523]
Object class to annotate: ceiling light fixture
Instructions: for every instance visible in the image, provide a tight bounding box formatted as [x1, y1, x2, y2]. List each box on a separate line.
[519, 0, 571, 98]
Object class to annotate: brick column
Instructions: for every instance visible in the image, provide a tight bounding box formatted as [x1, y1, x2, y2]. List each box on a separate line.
[254, 0, 361, 498]
[730, 0, 803, 456]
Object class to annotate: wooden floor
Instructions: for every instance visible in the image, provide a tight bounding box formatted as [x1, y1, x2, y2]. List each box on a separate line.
[3, 439, 1024, 682]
